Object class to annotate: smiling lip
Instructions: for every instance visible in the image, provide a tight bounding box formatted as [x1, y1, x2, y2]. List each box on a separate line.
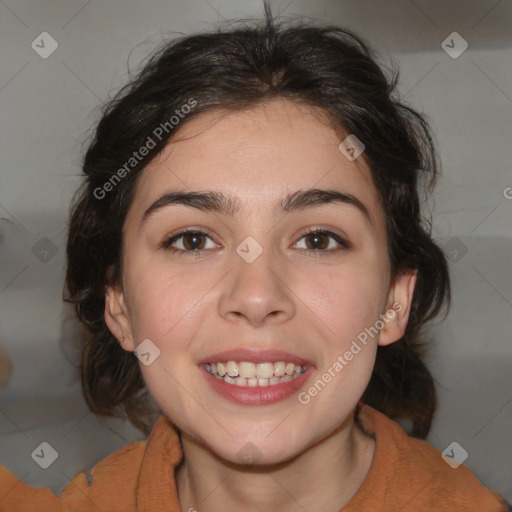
[197, 348, 315, 406]
[200, 364, 315, 405]
[197, 348, 314, 366]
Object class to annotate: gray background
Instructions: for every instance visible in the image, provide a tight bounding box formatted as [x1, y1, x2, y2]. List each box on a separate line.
[0, 0, 511, 503]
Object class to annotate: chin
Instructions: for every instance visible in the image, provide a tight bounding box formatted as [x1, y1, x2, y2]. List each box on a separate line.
[201, 431, 305, 468]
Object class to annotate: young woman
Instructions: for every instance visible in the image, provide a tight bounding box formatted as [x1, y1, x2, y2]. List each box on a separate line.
[1, 5, 509, 511]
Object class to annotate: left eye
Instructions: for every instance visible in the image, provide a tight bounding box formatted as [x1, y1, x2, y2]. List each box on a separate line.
[293, 229, 349, 251]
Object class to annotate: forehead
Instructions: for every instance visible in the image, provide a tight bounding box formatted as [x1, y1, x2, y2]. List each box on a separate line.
[129, 99, 384, 228]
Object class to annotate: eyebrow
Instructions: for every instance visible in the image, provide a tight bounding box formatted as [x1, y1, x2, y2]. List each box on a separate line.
[141, 188, 372, 225]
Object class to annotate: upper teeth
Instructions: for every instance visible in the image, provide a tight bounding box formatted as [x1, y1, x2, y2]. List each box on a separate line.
[205, 361, 306, 379]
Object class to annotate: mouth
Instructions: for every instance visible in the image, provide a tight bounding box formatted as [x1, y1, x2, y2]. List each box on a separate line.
[202, 360, 307, 387]
[197, 349, 315, 405]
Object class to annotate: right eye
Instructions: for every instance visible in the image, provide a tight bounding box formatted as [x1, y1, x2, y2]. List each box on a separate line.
[161, 229, 219, 255]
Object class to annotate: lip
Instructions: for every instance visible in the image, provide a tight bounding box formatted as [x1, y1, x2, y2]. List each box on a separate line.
[199, 364, 316, 405]
[197, 348, 314, 366]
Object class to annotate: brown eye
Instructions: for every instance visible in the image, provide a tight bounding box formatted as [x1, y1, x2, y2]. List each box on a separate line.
[294, 229, 349, 253]
[162, 230, 218, 253]
[304, 232, 329, 250]
[180, 232, 207, 250]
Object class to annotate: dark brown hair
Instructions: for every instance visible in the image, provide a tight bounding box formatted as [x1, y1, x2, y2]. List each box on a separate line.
[64, 4, 450, 438]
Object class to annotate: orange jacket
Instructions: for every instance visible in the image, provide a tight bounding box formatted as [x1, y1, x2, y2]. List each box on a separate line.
[0, 405, 509, 511]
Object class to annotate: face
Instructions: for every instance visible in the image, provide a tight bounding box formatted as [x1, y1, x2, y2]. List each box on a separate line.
[105, 99, 416, 465]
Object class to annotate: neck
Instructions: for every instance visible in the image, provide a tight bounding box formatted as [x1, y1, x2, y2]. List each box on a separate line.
[175, 410, 376, 512]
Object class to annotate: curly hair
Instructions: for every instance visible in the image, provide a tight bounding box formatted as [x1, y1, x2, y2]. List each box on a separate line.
[64, 3, 450, 438]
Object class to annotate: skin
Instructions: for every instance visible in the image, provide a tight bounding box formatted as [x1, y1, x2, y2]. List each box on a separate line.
[104, 98, 417, 512]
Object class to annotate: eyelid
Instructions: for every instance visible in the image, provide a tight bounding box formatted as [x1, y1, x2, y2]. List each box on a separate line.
[166, 225, 217, 240]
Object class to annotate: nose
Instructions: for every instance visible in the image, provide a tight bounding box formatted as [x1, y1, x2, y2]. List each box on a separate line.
[218, 241, 296, 327]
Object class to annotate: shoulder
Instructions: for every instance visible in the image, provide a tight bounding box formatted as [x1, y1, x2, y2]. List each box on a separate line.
[349, 405, 509, 512]
[59, 437, 148, 509]
[0, 438, 148, 512]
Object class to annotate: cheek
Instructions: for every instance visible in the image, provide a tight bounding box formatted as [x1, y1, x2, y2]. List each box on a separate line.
[124, 262, 210, 412]
[125, 258, 212, 344]
[303, 261, 386, 348]
[306, 261, 385, 403]
[296, 268, 382, 419]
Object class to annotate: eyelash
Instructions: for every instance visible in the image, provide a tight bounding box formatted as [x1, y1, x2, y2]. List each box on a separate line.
[160, 227, 350, 258]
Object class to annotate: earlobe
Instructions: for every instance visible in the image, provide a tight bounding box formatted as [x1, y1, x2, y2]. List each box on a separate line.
[378, 269, 418, 347]
[104, 284, 135, 352]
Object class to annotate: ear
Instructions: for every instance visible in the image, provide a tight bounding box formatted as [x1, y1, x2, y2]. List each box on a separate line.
[104, 283, 136, 352]
[378, 268, 418, 347]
